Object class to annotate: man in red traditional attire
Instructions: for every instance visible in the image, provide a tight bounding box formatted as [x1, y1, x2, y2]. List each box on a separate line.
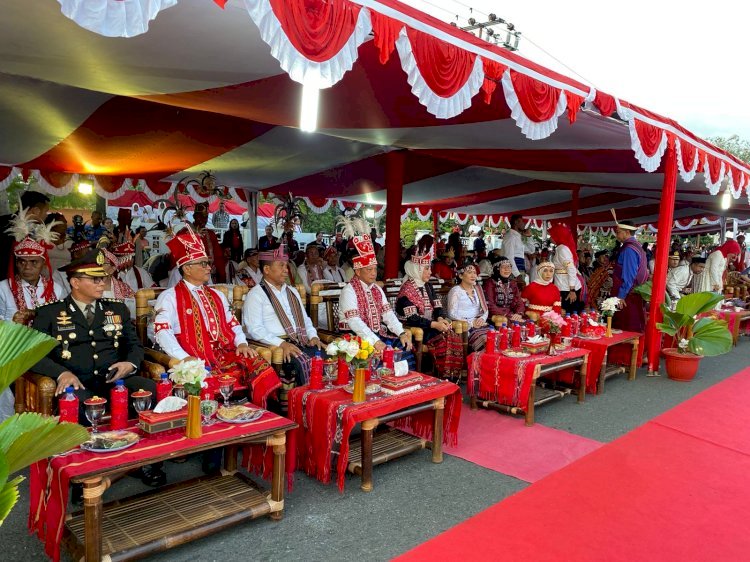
[0, 210, 67, 324]
[153, 226, 280, 407]
[192, 202, 226, 283]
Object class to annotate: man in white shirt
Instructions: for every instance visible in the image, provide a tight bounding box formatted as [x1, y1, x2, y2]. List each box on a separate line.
[0, 215, 66, 322]
[322, 247, 346, 283]
[297, 244, 325, 293]
[501, 214, 527, 280]
[338, 233, 414, 367]
[112, 242, 155, 293]
[666, 250, 691, 301]
[244, 245, 323, 388]
[153, 226, 280, 408]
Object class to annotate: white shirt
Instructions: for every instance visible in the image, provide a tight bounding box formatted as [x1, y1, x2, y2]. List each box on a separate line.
[446, 285, 489, 324]
[243, 282, 317, 347]
[338, 280, 404, 346]
[167, 267, 182, 288]
[552, 244, 582, 292]
[0, 278, 66, 321]
[699, 250, 726, 293]
[297, 263, 325, 292]
[120, 266, 154, 292]
[323, 265, 346, 283]
[666, 264, 691, 300]
[238, 263, 263, 285]
[501, 229, 525, 276]
[153, 280, 246, 361]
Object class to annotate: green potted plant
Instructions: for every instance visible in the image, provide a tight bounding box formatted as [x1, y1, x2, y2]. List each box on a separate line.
[656, 292, 733, 381]
[0, 321, 89, 525]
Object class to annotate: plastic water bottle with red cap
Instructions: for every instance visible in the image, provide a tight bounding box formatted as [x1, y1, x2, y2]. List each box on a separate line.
[156, 372, 172, 403]
[310, 352, 324, 390]
[59, 386, 79, 424]
[110, 380, 128, 430]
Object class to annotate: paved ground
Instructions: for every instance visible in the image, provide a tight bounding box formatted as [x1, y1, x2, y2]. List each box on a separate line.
[5, 338, 748, 561]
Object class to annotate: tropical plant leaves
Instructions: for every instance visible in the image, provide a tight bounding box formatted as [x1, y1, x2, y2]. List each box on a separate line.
[0, 413, 88, 474]
[674, 292, 725, 316]
[690, 318, 733, 356]
[0, 321, 58, 395]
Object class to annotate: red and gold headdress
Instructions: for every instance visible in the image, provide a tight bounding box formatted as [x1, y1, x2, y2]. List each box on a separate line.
[165, 224, 208, 267]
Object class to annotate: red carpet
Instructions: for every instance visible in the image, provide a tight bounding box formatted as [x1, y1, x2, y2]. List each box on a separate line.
[398, 367, 750, 562]
[444, 405, 602, 482]
[652, 367, 750, 455]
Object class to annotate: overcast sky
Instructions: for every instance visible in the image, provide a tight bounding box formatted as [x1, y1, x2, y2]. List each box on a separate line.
[408, 0, 748, 141]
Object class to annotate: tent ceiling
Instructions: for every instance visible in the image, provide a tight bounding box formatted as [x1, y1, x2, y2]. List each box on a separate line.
[0, 0, 748, 227]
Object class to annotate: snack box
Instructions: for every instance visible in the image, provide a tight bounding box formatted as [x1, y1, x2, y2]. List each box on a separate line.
[380, 373, 422, 391]
[521, 339, 550, 355]
[138, 408, 188, 434]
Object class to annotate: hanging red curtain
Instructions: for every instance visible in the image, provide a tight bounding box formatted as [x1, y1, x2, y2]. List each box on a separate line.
[95, 176, 127, 195]
[370, 10, 402, 64]
[405, 28, 478, 98]
[593, 91, 616, 117]
[269, 0, 363, 62]
[634, 120, 665, 157]
[565, 92, 584, 124]
[509, 70, 562, 122]
[481, 58, 507, 104]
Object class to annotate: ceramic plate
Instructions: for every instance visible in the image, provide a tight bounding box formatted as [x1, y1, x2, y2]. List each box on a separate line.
[343, 383, 381, 395]
[216, 406, 264, 424]
[81, 431, 140, 453]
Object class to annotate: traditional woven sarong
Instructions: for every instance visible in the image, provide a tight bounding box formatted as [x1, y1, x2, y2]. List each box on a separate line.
[468, 324, 492, 351]
[425, 330, 464, 379]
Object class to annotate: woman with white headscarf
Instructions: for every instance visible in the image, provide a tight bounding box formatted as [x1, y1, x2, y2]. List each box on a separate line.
[396, 254, 463, 379]
[521, 261, 562, 316]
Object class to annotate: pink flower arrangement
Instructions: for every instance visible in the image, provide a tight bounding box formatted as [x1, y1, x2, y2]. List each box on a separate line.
[541, 311, 567, 334]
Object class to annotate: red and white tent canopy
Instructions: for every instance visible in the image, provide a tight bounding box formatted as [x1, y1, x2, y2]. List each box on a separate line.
[0, 0, 748, 225]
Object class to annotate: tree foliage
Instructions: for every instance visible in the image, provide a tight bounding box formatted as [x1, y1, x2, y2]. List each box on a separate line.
[708, 135, 750, 164]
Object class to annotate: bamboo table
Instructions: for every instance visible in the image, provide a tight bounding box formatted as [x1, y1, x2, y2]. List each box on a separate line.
[32, 413, 295, 562]
[288, 374, 461, 493]
[572, 331, 642, 394]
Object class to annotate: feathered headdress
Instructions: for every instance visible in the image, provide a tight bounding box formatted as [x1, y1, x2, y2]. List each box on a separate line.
[337, 216, 376, 269]
[335, 215, 371, 239]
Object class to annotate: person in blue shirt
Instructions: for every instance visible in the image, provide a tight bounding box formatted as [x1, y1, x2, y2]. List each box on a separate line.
[610, 219, 649, 332]
[84, 210, 107, 242]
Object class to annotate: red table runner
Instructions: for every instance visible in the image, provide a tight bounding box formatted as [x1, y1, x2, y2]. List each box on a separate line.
[288, 374, 461, 492]
[28, 412, 293, 562]
[572, 331, 643, 394]
[468, 348, 589, 408]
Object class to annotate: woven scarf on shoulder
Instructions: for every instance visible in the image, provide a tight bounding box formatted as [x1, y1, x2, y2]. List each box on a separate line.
[259, 279, 309, 345]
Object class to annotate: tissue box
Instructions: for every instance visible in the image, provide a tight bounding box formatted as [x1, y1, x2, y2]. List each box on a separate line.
[381, 372, 422, 391]
[521, 340, 550, 355]
[138, 408, 188, 434]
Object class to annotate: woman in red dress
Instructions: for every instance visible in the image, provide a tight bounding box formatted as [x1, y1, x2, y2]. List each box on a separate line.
[521, 262, 562, 317]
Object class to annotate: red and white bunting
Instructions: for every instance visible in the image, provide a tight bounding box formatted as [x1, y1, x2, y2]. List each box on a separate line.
[395, 27, 484, 119]
[244, 0, 372, 88]
[302, 197, 334, 214]
[675, 138, 700, 182]
[501, 69, 567, 140]
[59, 0, 178, 38]
[627, 119, 668, 173]
[413, 207, 432, 221]
[0, 167, 22, 191]
[702, 156, 726, 195]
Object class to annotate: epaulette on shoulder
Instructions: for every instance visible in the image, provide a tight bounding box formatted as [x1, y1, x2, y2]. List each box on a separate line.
[101, 297, 124, 303]
[35, 299, 62, 310]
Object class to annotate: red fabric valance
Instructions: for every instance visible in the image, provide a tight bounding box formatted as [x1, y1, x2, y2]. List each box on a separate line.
[405, 27, 479, 98]
[593, 91, 616, 117]
[39, 171, 75, 189]
[370, 9, 401, 65]
[566, 92, 584, 124]
[679, 138, 697, 170]
[269, 0, 362, 63]
[481, 58, 507, 104]
[509, 70, 563, 123]
[634, 120, 665, 158]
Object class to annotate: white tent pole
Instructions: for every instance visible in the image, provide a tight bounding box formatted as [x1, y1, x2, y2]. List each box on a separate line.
[719, 216, 726, 243]
[248, 190, 259, 248]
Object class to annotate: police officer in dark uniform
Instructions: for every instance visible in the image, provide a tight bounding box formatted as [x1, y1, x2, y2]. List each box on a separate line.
[31, 248, 165, 486]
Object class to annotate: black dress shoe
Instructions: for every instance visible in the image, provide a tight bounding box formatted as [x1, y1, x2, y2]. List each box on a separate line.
[129, 463, 167, 487]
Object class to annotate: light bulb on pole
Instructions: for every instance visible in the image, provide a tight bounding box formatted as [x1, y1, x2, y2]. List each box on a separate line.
[721, 188, 731, 210]
[300, 76, 320, 133]
[364, 208, 375, 219]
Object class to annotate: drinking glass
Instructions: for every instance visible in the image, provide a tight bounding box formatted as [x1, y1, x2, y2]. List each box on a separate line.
[323, 359, 337, 389]
[132, 391, 153, 415]
[84, 399, 106, 434]
[200, 400, 219, 425]
[218, 377, 234, 408]
[173, 385, 187, 400]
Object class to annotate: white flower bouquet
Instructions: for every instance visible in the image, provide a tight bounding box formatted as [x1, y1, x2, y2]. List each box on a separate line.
[168, 358, 208, 396]
[600, 297, 620, 317]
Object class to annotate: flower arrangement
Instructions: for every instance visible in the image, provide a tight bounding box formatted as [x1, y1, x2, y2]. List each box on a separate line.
[326, 335, 376, 369]
[600, 297, 620, 317]
[168, 359, 208, 396]
[541, 311, 567, 334]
